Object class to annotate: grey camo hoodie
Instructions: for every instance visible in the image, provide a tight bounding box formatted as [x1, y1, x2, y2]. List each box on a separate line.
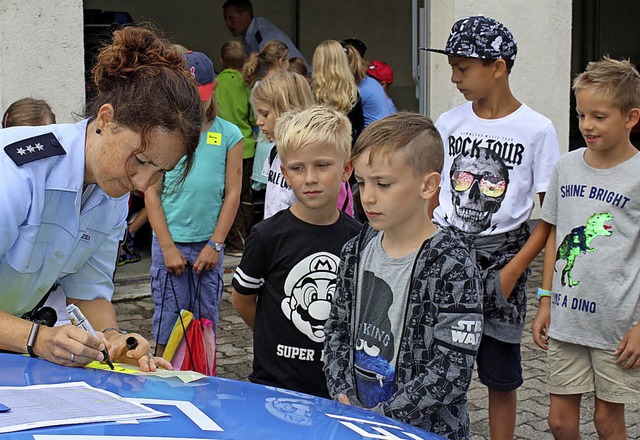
[323, 225, 483, 440]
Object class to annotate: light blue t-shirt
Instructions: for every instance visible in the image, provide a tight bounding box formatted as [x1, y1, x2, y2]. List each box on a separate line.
[252, 137, 275, 191]
[161, 117, 242, 242]
[358, 76, 393, 127]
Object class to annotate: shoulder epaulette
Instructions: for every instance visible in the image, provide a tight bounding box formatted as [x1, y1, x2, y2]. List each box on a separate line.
[4, 132, 66, 166]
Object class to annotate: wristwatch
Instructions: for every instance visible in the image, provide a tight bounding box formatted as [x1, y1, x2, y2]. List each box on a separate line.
[27, 322, 40, 357]
[207, 240, 225, 252]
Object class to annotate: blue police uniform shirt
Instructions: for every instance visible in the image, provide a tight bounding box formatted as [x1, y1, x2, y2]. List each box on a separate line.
[0, 120, 128, 316]
[244, 16, 307, 66]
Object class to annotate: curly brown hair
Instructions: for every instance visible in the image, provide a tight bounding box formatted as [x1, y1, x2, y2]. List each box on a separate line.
[86, 26, 203, 182]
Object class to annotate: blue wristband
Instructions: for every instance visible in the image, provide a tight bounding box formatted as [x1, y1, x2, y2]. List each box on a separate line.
[207, 240, 224, 252]
[536, 288, 552, 300]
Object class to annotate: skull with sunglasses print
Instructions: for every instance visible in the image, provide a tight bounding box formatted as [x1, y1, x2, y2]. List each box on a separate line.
[449, 147, 509, 233]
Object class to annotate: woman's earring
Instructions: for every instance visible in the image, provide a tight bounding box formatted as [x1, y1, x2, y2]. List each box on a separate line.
[96, 128, 102, 135]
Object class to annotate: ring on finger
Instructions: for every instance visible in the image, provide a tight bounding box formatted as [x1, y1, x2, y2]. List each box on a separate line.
[71, 353, 75, 363]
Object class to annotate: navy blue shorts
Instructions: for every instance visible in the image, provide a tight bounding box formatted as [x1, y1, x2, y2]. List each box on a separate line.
[476, 335, 523, 391]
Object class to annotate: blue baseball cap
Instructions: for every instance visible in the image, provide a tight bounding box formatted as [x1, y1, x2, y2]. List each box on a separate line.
[184, 51, 216, 101]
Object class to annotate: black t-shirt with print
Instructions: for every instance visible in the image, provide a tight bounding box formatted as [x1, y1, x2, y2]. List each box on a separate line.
[232, 208, 361, 398]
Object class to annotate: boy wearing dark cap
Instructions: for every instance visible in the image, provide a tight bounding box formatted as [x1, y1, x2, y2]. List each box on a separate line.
[425, 16, 560, 439]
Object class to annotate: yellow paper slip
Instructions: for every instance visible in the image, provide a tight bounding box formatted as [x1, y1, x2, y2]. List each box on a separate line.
[85, 361, 207, 383]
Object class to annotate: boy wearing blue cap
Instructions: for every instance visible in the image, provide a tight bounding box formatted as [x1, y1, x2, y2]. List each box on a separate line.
[426, 16, 560, 439]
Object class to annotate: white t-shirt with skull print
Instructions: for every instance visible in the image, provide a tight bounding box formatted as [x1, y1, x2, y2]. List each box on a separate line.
[434, 101, 560, 235]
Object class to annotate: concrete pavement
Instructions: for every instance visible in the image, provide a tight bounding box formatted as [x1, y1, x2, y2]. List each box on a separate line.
[112, 249, 639, 439]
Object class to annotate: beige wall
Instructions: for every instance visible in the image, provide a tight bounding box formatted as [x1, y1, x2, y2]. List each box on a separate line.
[427, 0, 573, 151]
[0, 0, 85, 123]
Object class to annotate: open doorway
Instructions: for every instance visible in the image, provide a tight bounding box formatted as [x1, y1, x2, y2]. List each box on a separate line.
[571, 0, 640, 150]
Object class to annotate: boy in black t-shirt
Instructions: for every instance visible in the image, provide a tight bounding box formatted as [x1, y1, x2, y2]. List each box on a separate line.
[323, 112, 483, 439]
[231, 105, 361, 398]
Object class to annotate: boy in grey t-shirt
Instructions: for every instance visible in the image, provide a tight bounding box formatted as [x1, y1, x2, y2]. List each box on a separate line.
[532, 57, 640, 439]
[324, 113, 483, 440]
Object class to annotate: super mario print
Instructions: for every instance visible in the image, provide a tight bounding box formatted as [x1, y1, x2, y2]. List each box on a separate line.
[281, 252, 340, 343]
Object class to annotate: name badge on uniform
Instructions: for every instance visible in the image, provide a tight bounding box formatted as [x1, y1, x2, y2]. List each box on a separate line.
[207, 132, 222, 146]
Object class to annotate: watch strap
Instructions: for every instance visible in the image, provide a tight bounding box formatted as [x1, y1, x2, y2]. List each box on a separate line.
[27, 322, 40, 357]
[207, 240, 225, 252]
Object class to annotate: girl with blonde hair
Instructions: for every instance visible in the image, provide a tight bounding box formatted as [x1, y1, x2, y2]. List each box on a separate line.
[242, 40, 289, 88]
[146, 51, 243, 357]
[251, 71, 314, 219]
[311, 40, 364, 143]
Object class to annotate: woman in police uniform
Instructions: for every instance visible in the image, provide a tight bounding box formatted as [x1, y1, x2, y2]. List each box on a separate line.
[0, 26, 203, 370]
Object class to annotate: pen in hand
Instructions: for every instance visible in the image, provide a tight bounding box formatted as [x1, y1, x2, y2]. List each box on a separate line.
[65, 304, 115, 370]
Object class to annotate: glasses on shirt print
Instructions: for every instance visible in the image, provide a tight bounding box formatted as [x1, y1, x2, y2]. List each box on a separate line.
[452, 170, 507, 198]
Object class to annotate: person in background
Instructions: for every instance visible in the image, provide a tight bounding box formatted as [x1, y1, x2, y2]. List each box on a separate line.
[231, 105, 361, 398]
[251, 71, 314, 219]
[243, 39, 290, 89]
[146, 51, 243, 357]
[311, 40, 364, 218]
[340, 38, 367, 59]
[243, 39, 291, 222]
[216, 40, 256, 257]
[426, 16, 560, 439]
[288, 57, 308, 80]
[222, 0, 307, 66]
[117, 190, 147, 266]
[367, 60, 398, 114]
[343, 41, 393, 127]
[324, 112, 483, 439]
[312, 40, 364, 144]
[2, 98, 56, 128]
[0, 26, 201, 370]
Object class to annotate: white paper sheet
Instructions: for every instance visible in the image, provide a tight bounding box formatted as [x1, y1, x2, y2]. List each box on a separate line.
[0, 381, 167, 434]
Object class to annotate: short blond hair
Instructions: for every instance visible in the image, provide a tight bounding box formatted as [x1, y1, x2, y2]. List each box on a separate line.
[251, 71, 314, 118]
[275, 105, 352, 162]
[352, 112, 443, 176]
[573, 56, 640, 113]
[221, 40, 246, 71]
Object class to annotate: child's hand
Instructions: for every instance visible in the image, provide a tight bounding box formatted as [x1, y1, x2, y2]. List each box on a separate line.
[615, 323, 640, 369]
[337, 394, 351, 405]
[498, 267, 517, 300]
[531, 298, 551, 350]
[163, 245, 187, 275]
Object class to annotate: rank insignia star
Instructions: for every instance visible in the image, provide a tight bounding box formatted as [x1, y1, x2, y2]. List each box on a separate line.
[4, 132, 66, 166]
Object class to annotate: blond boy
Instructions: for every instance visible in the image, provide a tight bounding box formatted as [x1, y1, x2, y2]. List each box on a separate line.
[231, 105, 361, 398]
[323, 112, 483, 439]
[532, 57, 640, 440]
